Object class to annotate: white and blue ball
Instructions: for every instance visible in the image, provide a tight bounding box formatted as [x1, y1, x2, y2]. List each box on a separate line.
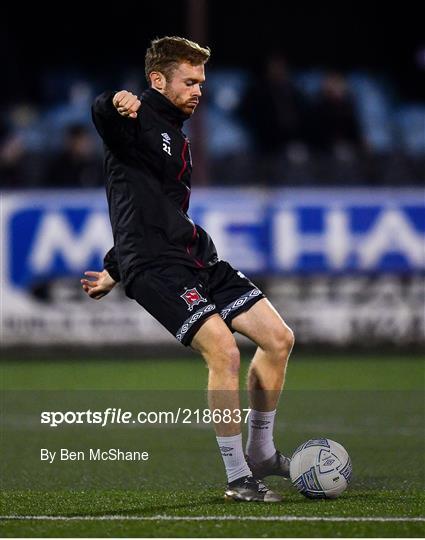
[290, 438, 352, 499]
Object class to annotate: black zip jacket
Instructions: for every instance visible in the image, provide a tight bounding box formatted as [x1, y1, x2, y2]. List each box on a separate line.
[92, 88, 218, 287]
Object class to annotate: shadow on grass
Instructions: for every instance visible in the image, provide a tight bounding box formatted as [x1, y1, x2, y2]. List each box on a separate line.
[81, 494, 330, 518]
[85, 495, 222, 517]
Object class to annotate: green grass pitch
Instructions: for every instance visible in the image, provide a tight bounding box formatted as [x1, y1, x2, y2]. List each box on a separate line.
[1, 354, 424, 537]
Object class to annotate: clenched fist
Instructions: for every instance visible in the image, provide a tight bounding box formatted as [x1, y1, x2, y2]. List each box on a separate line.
[113, 90, 141, 118]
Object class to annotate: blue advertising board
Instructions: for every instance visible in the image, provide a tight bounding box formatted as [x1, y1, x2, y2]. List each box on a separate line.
[2, 188, 424, 290]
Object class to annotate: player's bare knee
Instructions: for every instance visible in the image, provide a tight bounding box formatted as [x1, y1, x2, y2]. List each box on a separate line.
[268, 324, 295, 362]
[205, 344, 241, 377]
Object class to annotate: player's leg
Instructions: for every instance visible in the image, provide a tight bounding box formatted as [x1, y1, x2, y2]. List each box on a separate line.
[191, 314, 281, 502]
[231, 297, 294, 477]
[191, 313, 241, 437]
[232, 297, 294, 408]
[127, 264, 281, 500]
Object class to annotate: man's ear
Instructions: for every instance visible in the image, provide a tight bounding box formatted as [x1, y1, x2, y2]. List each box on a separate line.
[149, 71, 166, 93]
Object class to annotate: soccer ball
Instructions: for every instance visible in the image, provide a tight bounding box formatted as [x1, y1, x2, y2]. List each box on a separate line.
[290, 438, 352, 499]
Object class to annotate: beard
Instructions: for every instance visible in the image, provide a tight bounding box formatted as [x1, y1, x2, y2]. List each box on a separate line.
[163, 88, 196, 115]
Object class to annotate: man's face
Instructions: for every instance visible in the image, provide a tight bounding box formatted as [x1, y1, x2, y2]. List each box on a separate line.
[163, 62, 205, 115]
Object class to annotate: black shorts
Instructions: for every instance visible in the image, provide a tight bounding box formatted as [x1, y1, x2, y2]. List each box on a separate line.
[126, 260, 265, 346]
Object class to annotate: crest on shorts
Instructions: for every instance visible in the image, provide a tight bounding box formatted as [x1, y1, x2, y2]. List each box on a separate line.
[180, 287, 207, 311]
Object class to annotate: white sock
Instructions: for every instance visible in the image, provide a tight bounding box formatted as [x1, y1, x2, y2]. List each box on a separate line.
[246, 409, 277, 464]
[216, 433, 252, 483]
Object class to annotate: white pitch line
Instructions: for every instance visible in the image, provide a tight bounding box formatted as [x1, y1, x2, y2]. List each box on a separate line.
[0, 515, 424, 523]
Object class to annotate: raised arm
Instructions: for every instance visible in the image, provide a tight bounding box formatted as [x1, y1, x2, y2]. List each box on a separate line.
[91, 90, 141, 148]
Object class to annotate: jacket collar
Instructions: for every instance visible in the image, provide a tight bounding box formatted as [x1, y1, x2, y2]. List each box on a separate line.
[141, 88, 190, 129]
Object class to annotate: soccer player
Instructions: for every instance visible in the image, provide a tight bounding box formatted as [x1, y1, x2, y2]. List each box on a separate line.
[81, 36, 295, 502]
